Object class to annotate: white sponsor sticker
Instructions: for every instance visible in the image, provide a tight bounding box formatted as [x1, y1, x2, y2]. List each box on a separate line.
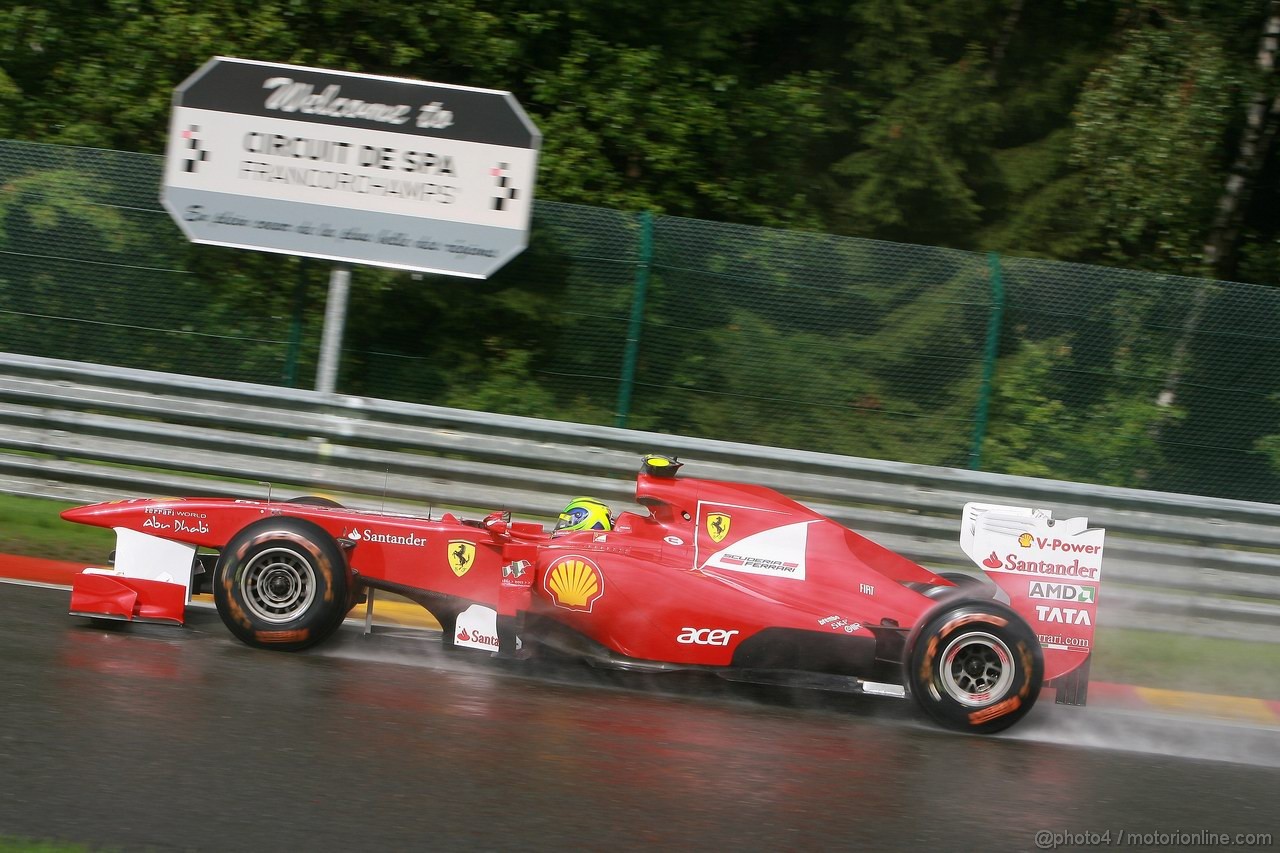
[700, 521, 813, 581]
[453, 603, 523, 652]
[960, 503, 1105, 582]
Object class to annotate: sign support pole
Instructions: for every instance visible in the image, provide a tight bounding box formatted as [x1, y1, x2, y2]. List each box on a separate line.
[316, 265, 351, 394]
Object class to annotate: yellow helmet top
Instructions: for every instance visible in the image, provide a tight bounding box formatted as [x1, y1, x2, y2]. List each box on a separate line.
[553, 497, 613, 535]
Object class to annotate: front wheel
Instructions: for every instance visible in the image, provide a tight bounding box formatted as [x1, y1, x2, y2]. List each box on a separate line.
[213, 517, 350, 651]
[905, 599, 1042, 734]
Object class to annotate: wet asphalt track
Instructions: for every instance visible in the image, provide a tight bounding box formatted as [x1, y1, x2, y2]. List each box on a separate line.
[1, 582, 1277, 852]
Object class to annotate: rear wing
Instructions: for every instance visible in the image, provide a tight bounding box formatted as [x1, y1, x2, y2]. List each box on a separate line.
[960, 503, 1104, 705]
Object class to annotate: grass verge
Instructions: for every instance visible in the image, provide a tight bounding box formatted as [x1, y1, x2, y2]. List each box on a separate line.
[1092, 626, 1280, 700]
[0, 493, 114, 563]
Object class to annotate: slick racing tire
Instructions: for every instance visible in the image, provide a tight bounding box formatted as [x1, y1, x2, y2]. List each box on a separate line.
[214, 517, 350, 652]
[938, 571, 987, 590]
[905, 599, 1043, 734]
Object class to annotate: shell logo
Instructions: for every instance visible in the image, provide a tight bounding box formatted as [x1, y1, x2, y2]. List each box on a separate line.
[544, 556, 605, 612]
[1018, 532, 1033, 548]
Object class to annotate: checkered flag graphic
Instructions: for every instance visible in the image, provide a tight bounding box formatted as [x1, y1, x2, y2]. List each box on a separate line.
[491, 162, 518, 210]
[181, 126, 211, 173]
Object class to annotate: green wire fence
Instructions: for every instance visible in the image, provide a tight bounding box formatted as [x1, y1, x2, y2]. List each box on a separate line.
[2, 139, 1279, 502]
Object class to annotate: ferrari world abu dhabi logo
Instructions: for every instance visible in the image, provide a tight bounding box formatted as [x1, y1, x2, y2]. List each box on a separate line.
[544, 556, 604, 612]
[706, 513, 731, 543]
[448, 541, 476, 577]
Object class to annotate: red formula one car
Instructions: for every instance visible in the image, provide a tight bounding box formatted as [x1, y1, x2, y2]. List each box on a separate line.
[61, 455, 1104, 733]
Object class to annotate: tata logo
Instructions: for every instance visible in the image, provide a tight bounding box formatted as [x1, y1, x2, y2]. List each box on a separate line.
[676, 627, 740, 646]
[706, 513, 731, 543]
[1034, 605, 1092, 625]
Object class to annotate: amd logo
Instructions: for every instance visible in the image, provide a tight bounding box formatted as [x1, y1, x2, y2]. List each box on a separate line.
[1029, 581, 1096, 604]
[676, 627, 740, 646]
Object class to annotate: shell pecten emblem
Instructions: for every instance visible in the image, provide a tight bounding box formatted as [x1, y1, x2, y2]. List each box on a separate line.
[448, 541, 476, 577]
[544, 556, 605, 612]
[707, 513, 731, 543]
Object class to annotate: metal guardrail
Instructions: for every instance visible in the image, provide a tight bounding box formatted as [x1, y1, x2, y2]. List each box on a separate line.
[1, 352, 1277, 643]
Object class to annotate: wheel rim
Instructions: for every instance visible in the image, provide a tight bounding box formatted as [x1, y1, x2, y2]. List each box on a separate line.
[939, 631, 1014, 706]
[239, 546, 317, 624]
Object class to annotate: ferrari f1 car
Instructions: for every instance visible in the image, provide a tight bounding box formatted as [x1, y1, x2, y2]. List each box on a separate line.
[61, 455, 1104, 734]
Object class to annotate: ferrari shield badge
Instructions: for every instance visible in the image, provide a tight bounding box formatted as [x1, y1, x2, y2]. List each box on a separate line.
[707, 513, 731, 543]
[448, 541, 476, 577]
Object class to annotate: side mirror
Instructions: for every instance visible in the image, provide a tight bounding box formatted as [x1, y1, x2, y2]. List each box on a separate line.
[483, 510, 511, 536]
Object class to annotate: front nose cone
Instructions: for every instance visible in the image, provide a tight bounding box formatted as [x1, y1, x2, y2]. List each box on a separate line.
[60, 503, 119, 528]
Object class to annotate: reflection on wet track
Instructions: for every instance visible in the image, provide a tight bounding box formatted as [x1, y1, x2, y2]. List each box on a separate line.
[2, 583, 1276, 851]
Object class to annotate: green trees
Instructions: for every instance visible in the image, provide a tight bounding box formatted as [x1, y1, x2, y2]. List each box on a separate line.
[2, 1, 1279, 498]
[5, 1, 1278, 272]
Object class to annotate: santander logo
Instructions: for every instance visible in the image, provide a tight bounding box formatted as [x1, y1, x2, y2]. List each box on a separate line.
[456, 625, 498, 649]
[961, 503, 1106, 589]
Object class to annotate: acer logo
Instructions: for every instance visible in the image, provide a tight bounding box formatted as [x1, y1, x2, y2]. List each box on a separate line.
[676, 627, 740, 646]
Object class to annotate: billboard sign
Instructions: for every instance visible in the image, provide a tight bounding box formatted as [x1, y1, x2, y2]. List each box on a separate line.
[162, 57, 541, 278]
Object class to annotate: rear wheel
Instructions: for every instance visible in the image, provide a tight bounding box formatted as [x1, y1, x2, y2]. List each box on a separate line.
[938, 571, 986, 589]
[905, 599, 1042, 734]
[213, 517, 350, 651]
[921, 571, 994, 600]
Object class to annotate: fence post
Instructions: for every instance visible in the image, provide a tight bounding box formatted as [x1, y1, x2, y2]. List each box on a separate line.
[282, 260, 308, 387]
[969, 252, 1005, 469]
[615, 211, 654, 428]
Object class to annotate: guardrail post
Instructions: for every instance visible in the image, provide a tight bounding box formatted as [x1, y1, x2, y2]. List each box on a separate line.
[315, 265, 351, 395]
[615, 211, 654, 428]
[969, 252, 1005, 469]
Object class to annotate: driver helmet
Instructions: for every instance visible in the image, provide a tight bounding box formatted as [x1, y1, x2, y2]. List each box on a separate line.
[553, 497, 613, 536]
